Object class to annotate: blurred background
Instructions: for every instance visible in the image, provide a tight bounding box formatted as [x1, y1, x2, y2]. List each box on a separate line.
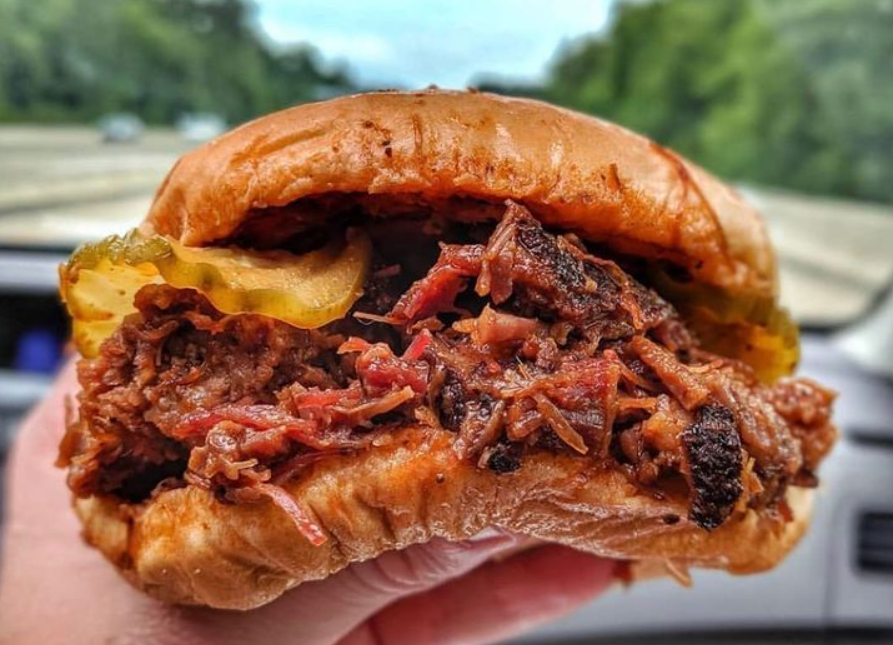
[0, 1, 891, 642]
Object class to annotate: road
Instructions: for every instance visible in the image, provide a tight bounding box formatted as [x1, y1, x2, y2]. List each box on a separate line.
[743, 187, 893, 325]
[0, 126, 191, 247]
[1, 125, 891, 326]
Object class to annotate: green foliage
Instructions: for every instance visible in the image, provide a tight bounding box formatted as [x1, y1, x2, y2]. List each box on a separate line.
[2, 0, 890, 203]
[537, 0, 893, 203]
[0, 0, 353, 124]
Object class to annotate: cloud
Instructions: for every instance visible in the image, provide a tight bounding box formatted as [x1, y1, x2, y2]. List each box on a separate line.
[255, 0, 615, 88]
[262, 24, 396, 66]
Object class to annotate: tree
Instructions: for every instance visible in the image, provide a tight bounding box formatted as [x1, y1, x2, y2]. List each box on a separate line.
[0, 0, 356, 124]
[535, 0, 893, 203]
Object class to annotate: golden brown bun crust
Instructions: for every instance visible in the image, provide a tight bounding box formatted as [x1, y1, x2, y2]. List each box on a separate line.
[76, 425, 811, 610]
[87, 91, 795, 608]
[145, 90, 776, 297]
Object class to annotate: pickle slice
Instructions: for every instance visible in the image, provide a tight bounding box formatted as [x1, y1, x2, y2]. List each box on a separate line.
[156, 231, 371, 328]
[687, 308, 799, 383]
[646, 267, 799, 382]
[60, 258, 163, 357]
[61, 229, 371, 357]
[66, 229, 172, 271]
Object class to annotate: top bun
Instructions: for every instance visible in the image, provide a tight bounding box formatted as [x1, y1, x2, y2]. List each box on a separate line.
[145, 89, 776, 298]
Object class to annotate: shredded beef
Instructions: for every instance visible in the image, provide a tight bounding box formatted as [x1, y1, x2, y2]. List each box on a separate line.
[63, 200, 836, 532]
[765, 378, 837, 475]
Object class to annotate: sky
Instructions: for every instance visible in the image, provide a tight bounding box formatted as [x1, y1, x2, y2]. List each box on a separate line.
[254, 0, 617, 89]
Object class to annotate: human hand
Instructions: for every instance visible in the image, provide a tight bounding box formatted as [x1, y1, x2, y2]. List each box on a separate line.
[0, 362, 617, 645]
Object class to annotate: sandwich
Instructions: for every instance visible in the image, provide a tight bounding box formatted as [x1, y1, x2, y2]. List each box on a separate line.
[57, 90, 837, 609]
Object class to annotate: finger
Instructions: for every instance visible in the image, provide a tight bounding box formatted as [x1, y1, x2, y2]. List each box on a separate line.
[344, 545, 616, 645]
[171, 532, 521, 645]
[4, 358, 79, 531]
[11, 357, 78, 460]
[0, 359, 171, 643]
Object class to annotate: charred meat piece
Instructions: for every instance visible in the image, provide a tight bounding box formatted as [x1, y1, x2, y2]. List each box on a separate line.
[483, 442, 523, 474]
[392, 202, 674, 340]
[682, 404, 744, 530]
[490, 203, 672, 337]
[436, 367, 468, 431]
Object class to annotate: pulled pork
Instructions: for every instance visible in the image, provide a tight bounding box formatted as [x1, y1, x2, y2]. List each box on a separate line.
[60, 201, 837, 536]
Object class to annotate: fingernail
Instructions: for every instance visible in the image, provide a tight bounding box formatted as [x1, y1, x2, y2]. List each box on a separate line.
[467, 527, 505, 541]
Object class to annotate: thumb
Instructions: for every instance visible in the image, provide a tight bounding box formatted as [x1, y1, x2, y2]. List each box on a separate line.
[339, 530, 520, 600]
[172, 531, 520, 645]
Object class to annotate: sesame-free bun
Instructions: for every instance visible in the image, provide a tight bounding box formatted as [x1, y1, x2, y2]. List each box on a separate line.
[72, 91, 811, 609]
[77, 425, 811, 609]
[145, 89, 776, 298]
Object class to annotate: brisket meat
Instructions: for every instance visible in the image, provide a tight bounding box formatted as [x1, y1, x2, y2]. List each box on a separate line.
[60, 201, 836, 531]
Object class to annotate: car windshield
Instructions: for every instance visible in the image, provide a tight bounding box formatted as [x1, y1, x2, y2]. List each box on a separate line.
[0, 0, 891, 327]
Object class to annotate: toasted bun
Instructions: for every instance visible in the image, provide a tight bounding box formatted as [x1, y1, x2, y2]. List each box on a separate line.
[77, 426, 811, 610]
[144, 89, 776, 298]
[76, 91, 804, 609]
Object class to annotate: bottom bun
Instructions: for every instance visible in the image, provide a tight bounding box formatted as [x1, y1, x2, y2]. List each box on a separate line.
[75, 424, 812, 609]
